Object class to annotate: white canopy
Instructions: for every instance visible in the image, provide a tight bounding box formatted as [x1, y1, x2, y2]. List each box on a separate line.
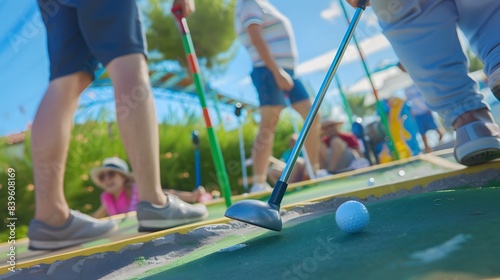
[296, 34, 392, 76]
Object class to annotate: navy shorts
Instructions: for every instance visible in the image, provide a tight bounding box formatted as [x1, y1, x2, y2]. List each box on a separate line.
[250, 67, 310, 106]
[415, 112, 438, 135]
[38, 0, 147, 81]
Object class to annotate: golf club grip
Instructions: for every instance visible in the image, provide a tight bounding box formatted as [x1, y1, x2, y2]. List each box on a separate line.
[171, 5, 183, 21]
[357, 0, 369, 9]
[192, 131, 200, 145]
[171, 5, 191, 35]
[235, 103, 242, 117]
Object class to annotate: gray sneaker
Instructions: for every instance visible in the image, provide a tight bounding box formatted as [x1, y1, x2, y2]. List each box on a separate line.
[28, 210, 118, 250]
[136, 195, 209, 232]
[454, 120, 500, 165]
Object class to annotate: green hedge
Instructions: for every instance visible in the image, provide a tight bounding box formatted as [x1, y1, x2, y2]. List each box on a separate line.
[0, 116, 297, 240]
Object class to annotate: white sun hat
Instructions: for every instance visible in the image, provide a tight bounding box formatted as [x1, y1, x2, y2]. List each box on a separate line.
[90, 157, 134, 186]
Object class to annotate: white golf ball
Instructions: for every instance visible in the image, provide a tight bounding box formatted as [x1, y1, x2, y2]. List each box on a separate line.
[335, 200, 369, 234]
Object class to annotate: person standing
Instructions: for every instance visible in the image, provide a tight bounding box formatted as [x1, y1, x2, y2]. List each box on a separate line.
[235, 0, 321, 192]
[28, 0, 207, 250]
[346, 0, 500, 165]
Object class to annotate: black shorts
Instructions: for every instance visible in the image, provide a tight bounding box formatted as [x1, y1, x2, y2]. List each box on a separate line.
[38, 0, 147, 80]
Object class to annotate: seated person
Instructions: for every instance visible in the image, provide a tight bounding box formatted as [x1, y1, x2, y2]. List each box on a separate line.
[322, 118, 363, 155]
[267, 134, 307, 185]
[91, 157, 211, 218]
[320, 118, 369, 174]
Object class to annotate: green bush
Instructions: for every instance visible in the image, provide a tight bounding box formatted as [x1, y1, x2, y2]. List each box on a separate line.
[0, 114, 299, 240]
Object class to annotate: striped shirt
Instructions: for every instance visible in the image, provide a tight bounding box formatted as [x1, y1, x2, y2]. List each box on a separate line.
[235, 0, 298, 70]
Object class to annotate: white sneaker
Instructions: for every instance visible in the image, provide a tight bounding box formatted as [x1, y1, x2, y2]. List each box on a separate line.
[250, 182, 272, 193]
[350, 158, 370, 169]
[315, 169, 330, 178]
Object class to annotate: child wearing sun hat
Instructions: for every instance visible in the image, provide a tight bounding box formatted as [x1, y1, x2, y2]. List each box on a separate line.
[91, 157, 139, 218]
[91, 157, 212, 218]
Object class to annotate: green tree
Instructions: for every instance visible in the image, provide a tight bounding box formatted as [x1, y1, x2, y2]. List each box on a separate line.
[146, 0, 237, 71]
[347, 94, 375, 117]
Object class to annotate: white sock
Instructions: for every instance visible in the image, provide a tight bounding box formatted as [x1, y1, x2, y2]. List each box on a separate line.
[253, 175, 267, 184]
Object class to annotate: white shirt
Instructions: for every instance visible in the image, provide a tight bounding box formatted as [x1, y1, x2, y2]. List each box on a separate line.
[235, 0, 298, 70]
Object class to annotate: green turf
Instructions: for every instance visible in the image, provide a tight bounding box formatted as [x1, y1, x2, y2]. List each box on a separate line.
[437, 152, 458, 163]
[131, 230, 270, 278]
[0, 159, 453, 262]
[179, 159, 452, 223]
[138, 187, 500, 280]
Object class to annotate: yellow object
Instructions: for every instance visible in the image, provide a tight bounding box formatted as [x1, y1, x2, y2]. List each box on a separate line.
[377, 97, 414, 162]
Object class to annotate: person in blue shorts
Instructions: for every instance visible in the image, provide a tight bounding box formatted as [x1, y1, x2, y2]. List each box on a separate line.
[28, 0, 207, 250]
[398, 62, 444, 153]
[346, 0, 500, 165]
[235, 0, 321, 192]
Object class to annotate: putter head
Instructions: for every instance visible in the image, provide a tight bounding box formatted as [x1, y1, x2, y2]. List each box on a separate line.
[225, 199, 282, 231]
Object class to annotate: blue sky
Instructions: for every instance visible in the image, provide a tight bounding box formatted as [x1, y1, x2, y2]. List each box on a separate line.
[0, 0, 398, 137]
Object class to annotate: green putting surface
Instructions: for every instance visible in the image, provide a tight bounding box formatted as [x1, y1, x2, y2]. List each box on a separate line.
[436, 152, 458, 163]
[1, 158, 452, 263]
[245, 159, 454, 208]
[138, 187, 500, 280]
[2, 157, 500, 278]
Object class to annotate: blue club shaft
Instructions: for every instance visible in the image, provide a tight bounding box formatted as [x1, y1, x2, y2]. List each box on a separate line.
[269, 6, 366, 206]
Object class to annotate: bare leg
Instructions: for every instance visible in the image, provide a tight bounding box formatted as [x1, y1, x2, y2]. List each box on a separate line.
[289, 158, 306, 183]
[318, 142, 327, 170]
[326, 138, 347, 172]
[292, 100, 320, 172]
[267, 166, 282, 185]
[106, 53, 166, 205]
[267, 158, 305, 185]
[421, 133, 432, 153]
[252, 106, 283, 183]
[32, 73, 92, 226]
[164, 186, 208, 204]
[436, 128, 444, 142]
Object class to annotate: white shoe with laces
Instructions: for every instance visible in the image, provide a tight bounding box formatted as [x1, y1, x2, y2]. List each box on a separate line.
[250, 182, 272, 193]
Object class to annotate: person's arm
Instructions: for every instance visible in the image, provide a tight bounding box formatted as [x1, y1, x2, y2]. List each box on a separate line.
[318, 141, 327, 169]
[355, 147, 363, 157]
[92, 205, 107, 219]
[172, 0, 195, 17]
[347, 133, 363, 157]
[327, 137, 346, 172]
[268, 155, 286, 168]
[345, 0, 371, 8]
[246, 24, 294, 91]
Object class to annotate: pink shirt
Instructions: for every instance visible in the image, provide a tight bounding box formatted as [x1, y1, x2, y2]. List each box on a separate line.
[100, 184, 139, 216]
